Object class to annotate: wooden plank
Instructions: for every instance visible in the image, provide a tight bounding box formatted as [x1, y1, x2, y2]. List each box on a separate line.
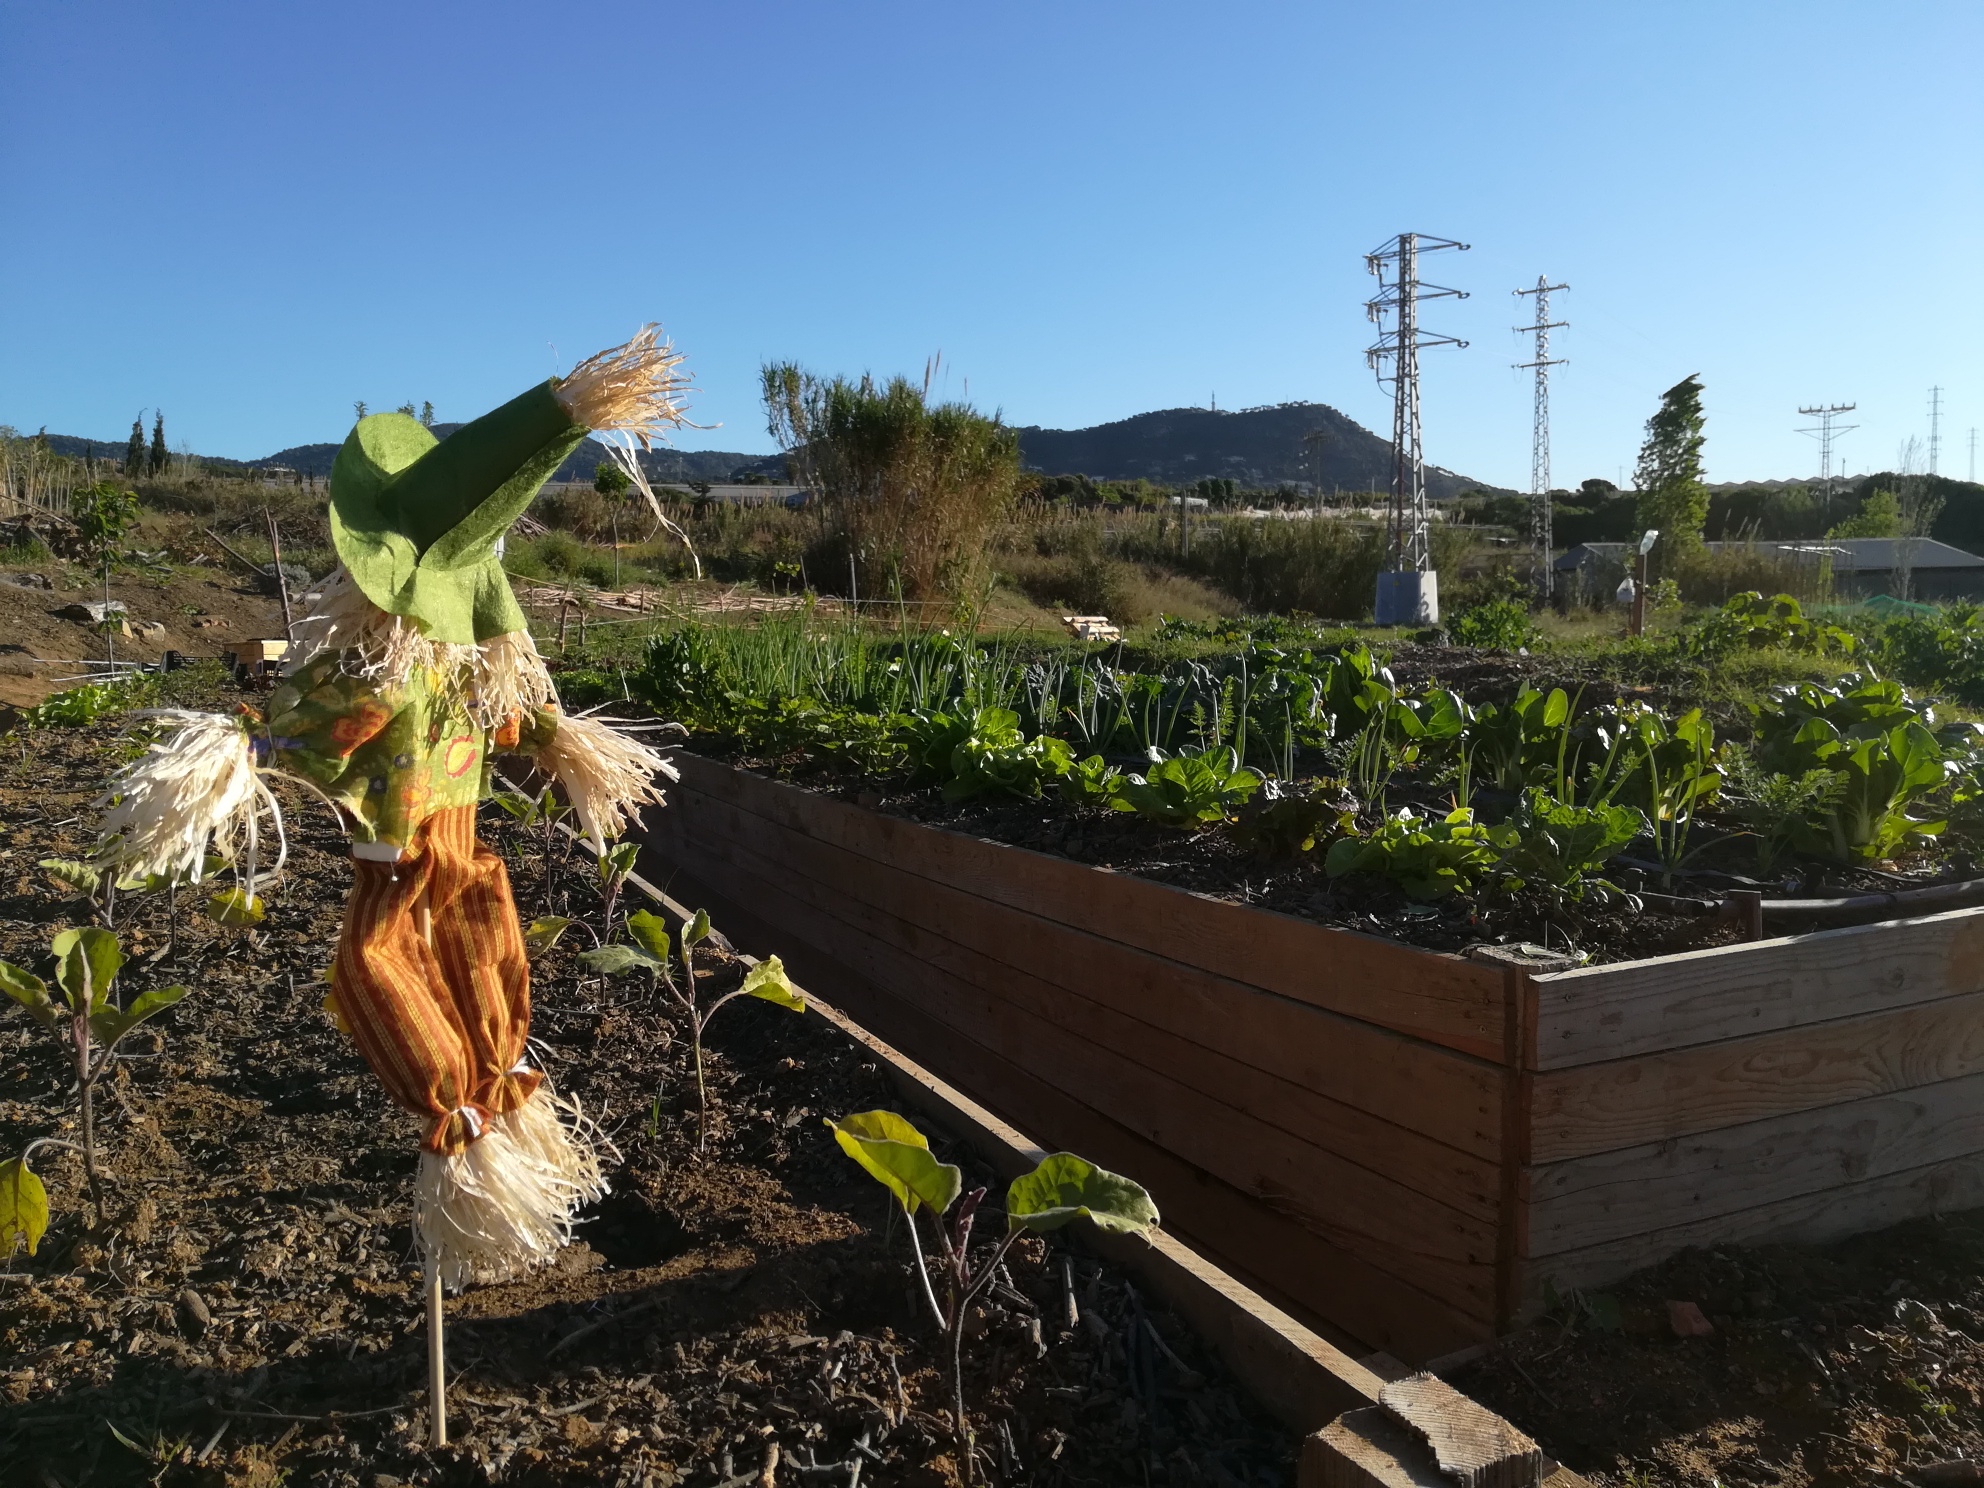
[657, 841, 1490, 1357]
[1530, 907, 1984, 1069]
[677, 836, 1500, 1317]
[1305, 1409, 1448, 1488]
[1531, 990, 1984, 1163]
[1525, 1070, 1984, 1256]
[1378, 1372, 1542, 1488]
[1517, 1151, 1984, 1311]
[663, 785, 1503, 1167]
[670, 755, 1505, 1056]
[697, 808, 1501, 1218]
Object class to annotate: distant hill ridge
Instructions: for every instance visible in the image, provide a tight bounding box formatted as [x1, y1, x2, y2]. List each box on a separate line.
[36, 399, 1513, 494]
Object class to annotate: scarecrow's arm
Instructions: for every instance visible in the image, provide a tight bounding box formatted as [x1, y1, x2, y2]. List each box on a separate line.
[501, 707, 677, 849]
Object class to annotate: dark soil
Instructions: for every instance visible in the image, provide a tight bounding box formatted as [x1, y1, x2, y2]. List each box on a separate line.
[0, 687, 1298, 1486]
[664, 636, 1944, 967]
[1455, 1213, 1984, 1488]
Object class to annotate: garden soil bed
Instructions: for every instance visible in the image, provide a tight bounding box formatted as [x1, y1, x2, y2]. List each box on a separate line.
[1455, 1208, 1984, 1488]
[0, 696, 1299, 1486]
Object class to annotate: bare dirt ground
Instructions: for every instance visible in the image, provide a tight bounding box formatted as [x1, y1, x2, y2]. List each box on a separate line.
[0, 562, 284, 707]
[1458, 1216, 1984, 1487]
[0, 685, 1297, 1487]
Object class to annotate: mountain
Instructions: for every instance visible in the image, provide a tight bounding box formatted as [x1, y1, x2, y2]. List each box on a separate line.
[1015, 402, 1507, 500]
[34, 398, 1504, 495]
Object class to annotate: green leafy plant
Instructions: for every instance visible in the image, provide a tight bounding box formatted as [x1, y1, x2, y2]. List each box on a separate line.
[1114, 745, 1262, 826]
[1609, 704, 1721, 885]
[1752, 676, 1956, 862]
[1496, 789, 1645, 903]
[1448, 595, 1537, 651]
[19, 675, 159, 730]
[942, 708, 1073, 801]
[593, 840, 641, 944]
[0, 928, 189, 1224]
[1686, 591, 1854, 660]
[1721, 752, 1848, 874]
[828, 1110, 1157, 1483]
[1324, 806, 1518, 900]
[1228, 788, 1355, 859]
[0, 1150, 55, 1256]
[583, 909, 803, 1152]
[1058, 753, 1125, 807]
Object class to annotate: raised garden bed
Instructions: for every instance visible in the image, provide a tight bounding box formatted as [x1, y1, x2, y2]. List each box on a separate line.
[642, 752, 1984, 1366]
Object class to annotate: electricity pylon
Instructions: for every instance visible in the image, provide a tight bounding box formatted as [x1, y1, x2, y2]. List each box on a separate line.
[1365, 232, 1468, 625]
[1797, 402, 1858, 525]
[1513, 277, 1568, 597]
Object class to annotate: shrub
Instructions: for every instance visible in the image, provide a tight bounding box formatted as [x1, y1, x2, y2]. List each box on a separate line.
[1448, 596, 1537, 650]
[762, 363, 1022, 601]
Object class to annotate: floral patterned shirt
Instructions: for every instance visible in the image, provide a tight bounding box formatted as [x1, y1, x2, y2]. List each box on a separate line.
[257, 651, 555, 853]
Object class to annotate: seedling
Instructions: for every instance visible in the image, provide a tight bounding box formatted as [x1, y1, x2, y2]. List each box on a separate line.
[583, 910, 803, 1152]
[829, 1110, 1157, 1483]
[594, 840, 641, 944]
[0, 928, 189, 1225]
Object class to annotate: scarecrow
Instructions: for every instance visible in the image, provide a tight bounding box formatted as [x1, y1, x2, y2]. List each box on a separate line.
[95, 328, 692, 1292]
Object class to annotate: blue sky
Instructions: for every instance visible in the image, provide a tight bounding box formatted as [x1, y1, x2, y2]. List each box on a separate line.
[3, 1, 1979, 488]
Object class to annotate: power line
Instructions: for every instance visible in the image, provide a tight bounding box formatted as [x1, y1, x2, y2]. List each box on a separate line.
[1364, 232, 1468, 625]
[1513, 276, 1568, 597]
[1796, 402, 1858, 525]
[1929, 386, 1944, 476]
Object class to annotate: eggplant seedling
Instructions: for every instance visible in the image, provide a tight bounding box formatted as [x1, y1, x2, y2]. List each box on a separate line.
[0, 928, 189, 1225]
[828, 1110, 1158, 1483]
[583, 910, 802, 1152]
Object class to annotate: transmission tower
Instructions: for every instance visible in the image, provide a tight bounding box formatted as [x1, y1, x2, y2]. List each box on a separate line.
[1796, 402, 1858, 524]
[1364, 232, 1468, 624]
[1513, 277, 1568, 596]
[1930, 386, 1944, 475]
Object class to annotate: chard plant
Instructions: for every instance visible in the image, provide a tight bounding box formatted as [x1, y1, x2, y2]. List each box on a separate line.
[828, 1110, 1157, 1485]
[1325, 806, 1517, 900]
[0, 928, 189, 1227]
[584, 909, 802, 1151]
[1114, 745, 1261, 826]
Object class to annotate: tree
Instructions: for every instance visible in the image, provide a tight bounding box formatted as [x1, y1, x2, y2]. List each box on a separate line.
[593, 459, 631, 500]
[122, 416, 145, 477]
[420, 400, 435, 427]
[761, 362, 1022, 601]
[1829, 488, 1901, 539]
[148, 412, 166, 476]
[353, 400, 368, 421]
[1633, 375, 1709, 563]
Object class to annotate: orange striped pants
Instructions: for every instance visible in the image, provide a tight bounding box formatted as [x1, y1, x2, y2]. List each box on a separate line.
[331, 805, 541, 1155]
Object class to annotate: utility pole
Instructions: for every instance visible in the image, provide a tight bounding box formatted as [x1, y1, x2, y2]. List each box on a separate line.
[1513, 276, 1568, 598]
[1969, 427, 1977, 484]
[1796, 402, 1858, 524]
[1929, 386, 1944, 476]
[1364, 232, 1469, 625]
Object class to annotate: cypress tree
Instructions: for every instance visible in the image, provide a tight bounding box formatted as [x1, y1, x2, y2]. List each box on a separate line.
[1633, 375, 1709, 564]
[149, 411, 167, 475]
[123, 416, 145, 476]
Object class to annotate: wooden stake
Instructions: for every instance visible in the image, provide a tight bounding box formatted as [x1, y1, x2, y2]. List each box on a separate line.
[419, 897, 446, 1448]
[426, 1255, 446, 1446]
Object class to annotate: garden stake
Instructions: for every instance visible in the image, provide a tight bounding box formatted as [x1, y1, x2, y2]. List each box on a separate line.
[93, 327, 696, 1326]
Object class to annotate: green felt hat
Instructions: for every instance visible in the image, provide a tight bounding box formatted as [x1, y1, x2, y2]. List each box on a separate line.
[328, 380, 589, 645]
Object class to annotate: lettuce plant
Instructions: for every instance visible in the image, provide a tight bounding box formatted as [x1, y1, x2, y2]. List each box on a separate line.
[828, 1110, 1156, 1483]
[1324, 806, 1517, 900]
[1496, 789, 1645, 903]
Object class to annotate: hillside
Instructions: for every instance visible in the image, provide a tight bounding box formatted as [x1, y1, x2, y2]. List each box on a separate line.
[36, 398, 1506, 496]
[1015, 401, 1505, 500]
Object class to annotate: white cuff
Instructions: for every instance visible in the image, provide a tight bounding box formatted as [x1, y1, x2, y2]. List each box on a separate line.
[351, 840, 404, 862]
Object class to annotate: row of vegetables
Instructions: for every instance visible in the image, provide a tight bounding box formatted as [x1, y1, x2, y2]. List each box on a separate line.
[628, 614, 1984, 905]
